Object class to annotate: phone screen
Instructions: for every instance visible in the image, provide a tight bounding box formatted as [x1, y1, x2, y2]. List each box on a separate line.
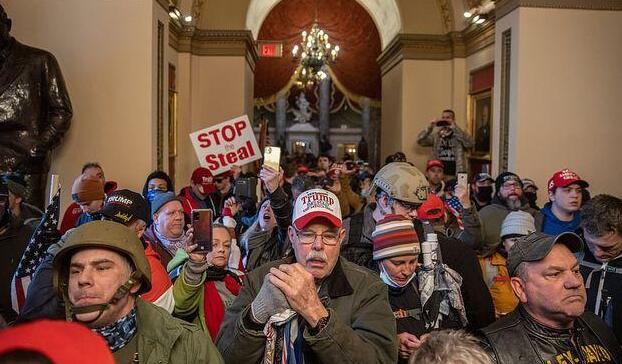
[192, 209, 213, 252]
[263, 146, 281, 172]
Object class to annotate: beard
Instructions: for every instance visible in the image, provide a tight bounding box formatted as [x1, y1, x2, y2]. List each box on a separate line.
[503, 195, 526, 210]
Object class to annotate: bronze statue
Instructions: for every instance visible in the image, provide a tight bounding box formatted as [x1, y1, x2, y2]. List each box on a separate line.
[0, 5, 73, 208]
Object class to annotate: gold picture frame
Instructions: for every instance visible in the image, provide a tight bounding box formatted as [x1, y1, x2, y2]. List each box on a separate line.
[168, 90, 178, 157]
[468, 89, 492, 159]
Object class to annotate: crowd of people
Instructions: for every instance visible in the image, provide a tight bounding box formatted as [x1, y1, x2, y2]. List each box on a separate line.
[1, 112, 621, 363]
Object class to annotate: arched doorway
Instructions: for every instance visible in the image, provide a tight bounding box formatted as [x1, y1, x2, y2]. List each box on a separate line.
[251, 0, 385, 166]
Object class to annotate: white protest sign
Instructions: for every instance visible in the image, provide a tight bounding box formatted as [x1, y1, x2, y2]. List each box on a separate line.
[189, 115, 262, 175]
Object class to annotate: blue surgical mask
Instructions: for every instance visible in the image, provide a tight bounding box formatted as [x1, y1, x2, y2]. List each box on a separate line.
[379, 261, 416, 288]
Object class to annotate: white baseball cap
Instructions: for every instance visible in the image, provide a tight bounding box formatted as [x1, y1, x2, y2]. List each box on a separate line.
[292, 188, 342, 230]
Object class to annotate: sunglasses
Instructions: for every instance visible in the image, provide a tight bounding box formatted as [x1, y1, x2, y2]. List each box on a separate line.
[214, 178, 224, 183]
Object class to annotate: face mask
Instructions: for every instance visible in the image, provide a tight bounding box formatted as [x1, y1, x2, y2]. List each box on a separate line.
[524, 191, 537, 205]
[379, 261, 416, 288]
[146, 188, 160, 203]
[476, 186, 493, 202]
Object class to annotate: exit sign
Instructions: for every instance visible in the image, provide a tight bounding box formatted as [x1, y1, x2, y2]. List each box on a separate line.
[258, 42, 283, 58]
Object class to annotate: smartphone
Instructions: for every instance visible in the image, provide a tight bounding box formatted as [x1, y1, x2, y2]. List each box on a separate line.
[234, 177, 258, 202]
[457, 173, 468, 189]
[436, 120, 450, 127]
[263, 146, 281, 172]
[192, 209, 213, 252]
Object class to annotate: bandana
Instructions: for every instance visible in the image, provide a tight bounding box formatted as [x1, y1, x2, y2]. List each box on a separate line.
[94, 307, 137, 352]
[153, 224, 185, 256]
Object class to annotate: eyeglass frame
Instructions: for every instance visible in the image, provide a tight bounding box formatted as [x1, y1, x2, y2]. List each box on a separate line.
[293, 226, 341, 246]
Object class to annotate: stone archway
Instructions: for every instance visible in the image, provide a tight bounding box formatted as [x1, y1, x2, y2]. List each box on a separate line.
[246, 0, 401, 49]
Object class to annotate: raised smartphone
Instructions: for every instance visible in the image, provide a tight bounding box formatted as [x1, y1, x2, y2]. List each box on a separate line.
[192, 209, 213, 252]
[457, 172, 468, 189]
[263, 146, 281, 172]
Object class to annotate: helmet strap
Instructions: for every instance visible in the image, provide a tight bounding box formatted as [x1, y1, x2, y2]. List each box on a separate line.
[69, 271, 141, 325]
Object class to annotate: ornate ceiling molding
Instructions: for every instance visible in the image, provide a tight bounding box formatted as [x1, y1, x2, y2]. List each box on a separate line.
[377, 20, 495, 75]
[496, 0, 622, 19]
[436, 0, 455, 33]
[170, 23, 259, 71]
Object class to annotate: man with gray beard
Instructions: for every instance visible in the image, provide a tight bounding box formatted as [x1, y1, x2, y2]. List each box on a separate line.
[458, 172, 543, 257]
[217, 188, 397, 364]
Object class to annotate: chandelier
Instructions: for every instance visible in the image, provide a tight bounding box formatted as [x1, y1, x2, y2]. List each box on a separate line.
[291, 22, 340, 88]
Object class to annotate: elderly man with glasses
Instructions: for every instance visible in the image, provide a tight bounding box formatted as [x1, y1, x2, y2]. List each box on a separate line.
[216, 188, 397, 364]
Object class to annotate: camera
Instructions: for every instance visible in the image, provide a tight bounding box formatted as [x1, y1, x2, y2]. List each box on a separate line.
[234, 177, 258, 202]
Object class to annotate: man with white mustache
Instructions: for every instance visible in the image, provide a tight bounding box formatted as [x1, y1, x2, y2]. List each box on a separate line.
[217, 188, 397, 363]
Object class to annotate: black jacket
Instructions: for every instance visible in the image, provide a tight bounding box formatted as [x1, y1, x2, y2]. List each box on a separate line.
[0, 218, 34, 322]
[480, 305, 622, 364]
[342, 207, 496, 332]
[241, 186, 292, 272]
[580, 248, 622, 343]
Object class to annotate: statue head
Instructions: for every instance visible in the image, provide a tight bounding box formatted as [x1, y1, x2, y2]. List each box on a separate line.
[0, 5, 11, 47]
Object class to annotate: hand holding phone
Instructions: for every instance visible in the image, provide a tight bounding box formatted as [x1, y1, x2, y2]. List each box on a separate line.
[457, 173, 468, 189]
[192, 209, 213, 252]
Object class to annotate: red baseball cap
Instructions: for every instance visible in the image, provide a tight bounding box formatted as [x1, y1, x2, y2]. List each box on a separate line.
[191, 167, 216, 194]
[426, 159, 444, 171]
[416, 194, 445, 220]
[0, 320, 114, 364]
[547, 169, 589, 193]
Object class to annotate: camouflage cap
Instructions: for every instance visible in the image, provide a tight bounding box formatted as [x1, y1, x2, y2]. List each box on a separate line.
[372, 162, 429, 204]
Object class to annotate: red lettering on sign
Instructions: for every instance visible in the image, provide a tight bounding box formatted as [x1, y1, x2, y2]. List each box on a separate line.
[198, 133, 210, 148]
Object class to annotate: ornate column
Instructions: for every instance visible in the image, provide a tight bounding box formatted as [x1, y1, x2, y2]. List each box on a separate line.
[318, 77, 331, 139]
[275, 90, 288, 147]
[361, 97, 371, 142]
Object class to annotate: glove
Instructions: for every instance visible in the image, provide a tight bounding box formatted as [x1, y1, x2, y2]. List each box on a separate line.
[250, 274, 291, 324]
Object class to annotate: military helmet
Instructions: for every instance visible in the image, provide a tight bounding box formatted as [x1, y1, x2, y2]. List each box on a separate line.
[53, 220, 152, 297]
[372, 162, 429, 204]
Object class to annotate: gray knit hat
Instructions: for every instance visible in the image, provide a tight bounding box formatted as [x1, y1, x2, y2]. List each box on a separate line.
[500, 211, 536, 239]
[151, 191, 180, 216]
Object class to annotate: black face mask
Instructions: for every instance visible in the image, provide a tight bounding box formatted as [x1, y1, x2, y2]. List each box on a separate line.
[524, 191, 538, 205]
[475, 186, 493, 202]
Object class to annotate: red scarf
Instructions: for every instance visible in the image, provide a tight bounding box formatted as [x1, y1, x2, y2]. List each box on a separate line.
[203, 275, 241, 340]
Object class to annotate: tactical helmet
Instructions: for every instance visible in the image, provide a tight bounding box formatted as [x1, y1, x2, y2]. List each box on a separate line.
[53, 220, 152, 297]
[372, 162, 429, 204]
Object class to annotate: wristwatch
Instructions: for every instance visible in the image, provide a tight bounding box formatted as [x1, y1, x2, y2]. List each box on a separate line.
[309, 311, 330, 336]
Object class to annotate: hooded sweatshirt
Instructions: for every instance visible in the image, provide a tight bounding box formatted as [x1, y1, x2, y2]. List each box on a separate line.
[540, 202, 581, 235]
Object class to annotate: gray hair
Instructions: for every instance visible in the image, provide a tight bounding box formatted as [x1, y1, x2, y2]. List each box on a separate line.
[409, 330, 492, 364]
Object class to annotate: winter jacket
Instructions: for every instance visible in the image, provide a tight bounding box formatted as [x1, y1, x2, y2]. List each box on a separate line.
[130, 298, 223, 364]
[459, 197, 543, 257]
[480, 305, 622, 364]
[580, 248, 622, 343]
[416, 124, 473, 174]
[178, 186, 217, 224]
[14, 202, 42, 226]
[19, 236, 175, 322]
[342, 205, 496, 331]
[173, 263, 242, 340]
[541, 202, 582, 235]
[216, 256, 398, 364]
[478, 252, 518, 316]
[0, 218, 34, 322]
[334, 175, 363, 218]
[241, 186, 292, 272]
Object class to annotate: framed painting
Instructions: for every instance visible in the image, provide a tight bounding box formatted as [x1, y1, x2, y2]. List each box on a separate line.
[468, 89, 492, 158]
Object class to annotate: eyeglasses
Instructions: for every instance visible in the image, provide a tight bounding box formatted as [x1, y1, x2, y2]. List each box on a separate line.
[214, 178, 224, 183]
[501, 182, 522, 190]
[295, 228, 339, 246]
